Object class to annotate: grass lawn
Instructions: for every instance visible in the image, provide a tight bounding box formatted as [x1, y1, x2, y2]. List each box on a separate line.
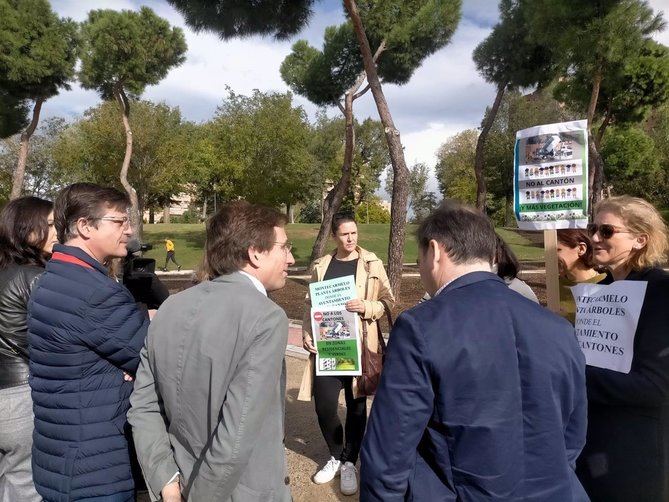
[142, 223, 544, 270]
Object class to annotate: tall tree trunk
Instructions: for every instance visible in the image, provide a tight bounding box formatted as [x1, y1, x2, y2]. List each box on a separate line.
[345, 0, 410, 299]
[587, 69, 604, 215]
[474, 83, 506, 212]
[10, 98, 44, 200]
[307, 92, 357, 271]
[595, 108, 612, 149]
[504, 191, 514, 227]
[149, 207, 155, 224]
[113, 86, 142, 237]
[286, 202, 294, 224]
[201, 197, 208, 221]
[163, 205, 171, 224]
[306, 44, 384, 272]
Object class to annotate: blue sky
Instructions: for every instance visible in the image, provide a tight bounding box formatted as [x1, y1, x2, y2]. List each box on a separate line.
[47, 0, 669, 194]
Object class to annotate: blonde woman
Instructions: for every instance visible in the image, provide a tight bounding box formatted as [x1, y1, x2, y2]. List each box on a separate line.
[298, 213, 394, 496]
[576, 196, 669, 502]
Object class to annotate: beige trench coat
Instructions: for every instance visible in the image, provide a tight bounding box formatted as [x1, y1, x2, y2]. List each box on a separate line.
[297, 246, 395, 401]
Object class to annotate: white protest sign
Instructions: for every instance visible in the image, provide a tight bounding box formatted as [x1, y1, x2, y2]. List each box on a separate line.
[571, 281, 647, 373]
[309, 275, 357, 309]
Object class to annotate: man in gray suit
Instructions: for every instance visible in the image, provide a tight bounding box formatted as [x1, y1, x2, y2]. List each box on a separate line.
[128, 201, 295, 501]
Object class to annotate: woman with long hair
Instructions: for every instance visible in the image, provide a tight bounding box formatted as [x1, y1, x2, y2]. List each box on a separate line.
[575, 195, 669, 501]
[494, 234, 538, 302]
[298, 213, 394, 496]
[0, 196, 56, 502]
[556, 229, 606, 323]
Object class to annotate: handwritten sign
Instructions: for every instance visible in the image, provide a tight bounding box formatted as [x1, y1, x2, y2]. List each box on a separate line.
[309, 275, 357, 309]
[571, 281, 647, 373]
[311, 307, 361, 376]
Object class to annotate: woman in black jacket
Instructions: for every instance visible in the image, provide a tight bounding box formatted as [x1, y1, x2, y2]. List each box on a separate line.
[576, 195, 669, 501]
[0, 196, 55, 502]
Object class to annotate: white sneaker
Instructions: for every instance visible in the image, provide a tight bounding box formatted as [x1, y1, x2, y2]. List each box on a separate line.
[340, 461, 358, 495]
[313, 456, 341, 484]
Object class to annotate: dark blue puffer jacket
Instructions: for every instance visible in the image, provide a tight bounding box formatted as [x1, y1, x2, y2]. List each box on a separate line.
[27, 244, 149, 502]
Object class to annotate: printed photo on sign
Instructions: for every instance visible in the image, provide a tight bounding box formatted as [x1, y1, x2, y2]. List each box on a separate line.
[520, 133, 584, 165]
[311, 307, 361, 377]
[571, 280, 648, 374]
[514, 119, 589, 230]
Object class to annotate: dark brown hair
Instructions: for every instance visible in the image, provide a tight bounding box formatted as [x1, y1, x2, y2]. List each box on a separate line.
[331, 212, 356, 235]
[495, 234, 519, 280]
[0, 196, 53, 269]
[54, 183, 130, 243]
[557, 229, 595, 269]
[203, 200, 287, 278]
[417, 200, 497, 265]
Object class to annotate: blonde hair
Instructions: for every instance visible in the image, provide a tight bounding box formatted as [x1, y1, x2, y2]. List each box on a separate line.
[595, 195, 669, 270]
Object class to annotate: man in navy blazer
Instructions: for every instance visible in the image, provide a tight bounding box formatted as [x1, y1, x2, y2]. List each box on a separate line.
[360, 201, 588, 501]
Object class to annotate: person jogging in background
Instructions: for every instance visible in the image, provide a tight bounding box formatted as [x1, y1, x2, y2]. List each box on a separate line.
[163, 238, 181, 271]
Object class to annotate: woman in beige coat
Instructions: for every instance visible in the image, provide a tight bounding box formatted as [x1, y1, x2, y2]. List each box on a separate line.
[299, 213, 394, 495]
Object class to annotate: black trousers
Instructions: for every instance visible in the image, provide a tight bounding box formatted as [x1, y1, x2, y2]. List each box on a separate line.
[313, 373, 367, 464]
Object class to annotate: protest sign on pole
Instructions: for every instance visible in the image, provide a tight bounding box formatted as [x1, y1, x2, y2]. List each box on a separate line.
[514, 119, 589, 313]
[571, 281, 647, 373]
[311, 307, 362, 376]
[543, 229, 560, 312]
[514, 119, 589, 230]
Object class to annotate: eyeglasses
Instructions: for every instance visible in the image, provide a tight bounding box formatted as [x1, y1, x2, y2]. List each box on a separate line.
[274, 241, 293, 253]
[587, 223, 631, 240]
[96, 216, 131, 229]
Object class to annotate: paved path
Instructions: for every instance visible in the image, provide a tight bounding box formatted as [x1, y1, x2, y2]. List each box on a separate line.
[288, 321, 309, 359]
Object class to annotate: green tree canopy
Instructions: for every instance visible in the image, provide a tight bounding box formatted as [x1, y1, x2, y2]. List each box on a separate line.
[555, 39, 669, 143]
[0, 0, 78, 100]
[209, 90, 317, 213]
[646, 101, 669, 188]
[0, 117, 72, 203]
[355, 0, 461, 84]
[525, 0, 666, 206]
[601, 125, 664, 203]
[167, 0, 315, 40]
[0, 90, 28, 139]
[355, 195, 390, 224]
[78, 6, 187, 233]
[79, 7, 187, 99]
[348, 118, 389, 203]
[53, 100, 189, 216]
[435, 129, 478, 204]
[471, 0, 556, 210]
[0, 0, 78, 198]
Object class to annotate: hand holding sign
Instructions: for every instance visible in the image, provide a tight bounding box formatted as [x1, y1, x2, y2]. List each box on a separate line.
[345, 299, 365, 313]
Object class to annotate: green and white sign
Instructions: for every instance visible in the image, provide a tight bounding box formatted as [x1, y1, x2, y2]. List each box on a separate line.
[514, 119, 589, 230]
[311, 307, 361, 376]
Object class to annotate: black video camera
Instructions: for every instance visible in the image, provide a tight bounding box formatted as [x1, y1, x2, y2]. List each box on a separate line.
[123, 239, 169, 309]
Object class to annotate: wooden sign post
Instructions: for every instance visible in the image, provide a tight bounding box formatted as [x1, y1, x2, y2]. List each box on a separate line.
[543, 229, 561, 313]
[514, 120, 589, 314]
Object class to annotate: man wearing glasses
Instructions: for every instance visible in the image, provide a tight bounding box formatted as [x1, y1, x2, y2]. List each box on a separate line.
[28, 183, 149, 502]
[129, 200, 295, 502]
